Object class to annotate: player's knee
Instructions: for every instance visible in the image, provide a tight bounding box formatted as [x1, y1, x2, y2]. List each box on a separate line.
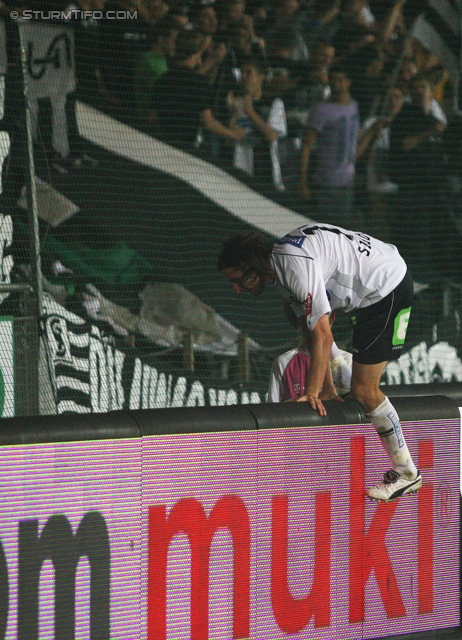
[350, 383, 383, 414]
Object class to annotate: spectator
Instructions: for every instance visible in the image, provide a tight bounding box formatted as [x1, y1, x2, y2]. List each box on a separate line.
[265, 0, 308, 62]
[299, 65, 360, 226]
[168, 2, 191, 27]
[190, 3, 228, 84]
[344, 43, 384, 120]
[395, 58, 418, 100]
[212, 20, 265, 128]
[396, 57, 447, 123]
[358, 85, 404, 193]
[151, 30, 246, 149]
[216, 0, 248, 33]
[268, 304, 352, 401]
[264, 29, 333, 110]
[389, 74, 447, 279]
[62, 0, 106, 101]
[98, 0, 158, 115]
[265, 34, 334, 194]
[134, 17, 180, 124]
[333, 0, 376, 63]
[190, 2, 219, 37]
[230, 56, 287, 191]
[301, 0, 342, 52]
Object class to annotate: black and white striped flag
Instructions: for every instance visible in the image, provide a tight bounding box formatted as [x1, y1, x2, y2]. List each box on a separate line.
[412, 0, 461, 107]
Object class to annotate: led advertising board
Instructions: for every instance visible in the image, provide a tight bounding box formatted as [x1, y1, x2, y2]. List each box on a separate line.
[0, 418, 458, 639]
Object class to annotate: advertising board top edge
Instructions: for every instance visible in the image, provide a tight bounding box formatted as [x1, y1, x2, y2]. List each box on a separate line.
[0, 395, 457, 446]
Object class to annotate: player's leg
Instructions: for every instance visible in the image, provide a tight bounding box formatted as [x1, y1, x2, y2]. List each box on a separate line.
[350, 271, 421, 501]
[351, 361, 421, 501]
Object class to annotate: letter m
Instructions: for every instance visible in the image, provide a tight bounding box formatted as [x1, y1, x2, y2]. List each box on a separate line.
[148, 496, 250, 640]
[18, 512, 110, 640]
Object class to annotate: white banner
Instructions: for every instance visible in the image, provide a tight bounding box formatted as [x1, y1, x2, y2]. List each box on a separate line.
[21, 21, 75, 99]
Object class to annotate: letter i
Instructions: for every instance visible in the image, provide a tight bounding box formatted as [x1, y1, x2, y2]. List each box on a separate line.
[418, 440, 433, 614]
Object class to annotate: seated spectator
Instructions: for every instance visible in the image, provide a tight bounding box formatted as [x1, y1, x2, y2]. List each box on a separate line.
[134, 18, 180, 124]
[151, 30, 246, 149]
[268, 305, 352, 401]
[230, 56, 287, 191]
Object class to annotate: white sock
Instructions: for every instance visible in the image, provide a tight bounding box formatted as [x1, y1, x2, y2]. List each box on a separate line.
[366, 397, 418, 478]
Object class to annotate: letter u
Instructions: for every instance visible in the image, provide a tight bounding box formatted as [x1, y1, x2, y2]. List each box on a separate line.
[271, 493, 331, 633]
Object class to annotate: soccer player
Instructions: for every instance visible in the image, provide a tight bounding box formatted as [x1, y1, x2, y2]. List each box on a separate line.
[218, 225, 422, 502]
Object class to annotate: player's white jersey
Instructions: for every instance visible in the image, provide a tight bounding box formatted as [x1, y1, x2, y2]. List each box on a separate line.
[270, 224, 407, 330]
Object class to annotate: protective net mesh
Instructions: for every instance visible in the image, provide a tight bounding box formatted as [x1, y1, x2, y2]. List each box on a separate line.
[0, 0, 461, 415]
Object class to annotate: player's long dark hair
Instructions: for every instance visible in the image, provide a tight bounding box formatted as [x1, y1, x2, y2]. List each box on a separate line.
[217, 232, 274, 282]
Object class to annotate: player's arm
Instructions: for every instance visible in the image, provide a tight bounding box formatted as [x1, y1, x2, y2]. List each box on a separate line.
[295, 313, 333, 414]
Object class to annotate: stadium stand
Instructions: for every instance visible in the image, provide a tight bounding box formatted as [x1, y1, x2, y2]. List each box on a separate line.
[0, 0, 461, 414]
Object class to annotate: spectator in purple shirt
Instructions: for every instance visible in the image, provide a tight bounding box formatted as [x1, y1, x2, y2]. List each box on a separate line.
[299, 65, 360, 226]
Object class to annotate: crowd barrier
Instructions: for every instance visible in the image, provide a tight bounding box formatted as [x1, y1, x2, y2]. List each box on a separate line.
[0, 395, 458, 640]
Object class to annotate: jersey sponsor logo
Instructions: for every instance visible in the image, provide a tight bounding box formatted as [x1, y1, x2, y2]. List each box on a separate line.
[276, 234, 305, 248]
[302, 294, 312, 316]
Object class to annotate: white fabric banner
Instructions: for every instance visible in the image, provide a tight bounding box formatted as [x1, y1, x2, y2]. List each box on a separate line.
[20, 21, 76, 99]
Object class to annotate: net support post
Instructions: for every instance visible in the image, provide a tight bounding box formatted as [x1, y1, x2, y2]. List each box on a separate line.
[182, 332, 194, 372]
[238, 332, 250, 382]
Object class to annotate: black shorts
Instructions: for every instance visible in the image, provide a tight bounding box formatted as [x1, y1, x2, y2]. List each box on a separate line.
[351, 270, 413, 365]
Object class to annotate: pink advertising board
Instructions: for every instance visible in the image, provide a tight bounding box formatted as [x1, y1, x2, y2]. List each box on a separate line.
[0, 418, 458, 639]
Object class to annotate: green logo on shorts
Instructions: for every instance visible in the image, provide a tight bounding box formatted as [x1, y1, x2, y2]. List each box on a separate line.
[393, 307, 411, 346]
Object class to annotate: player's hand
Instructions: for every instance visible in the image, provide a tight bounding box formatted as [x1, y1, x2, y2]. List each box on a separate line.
[292, 394, 327, 416]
